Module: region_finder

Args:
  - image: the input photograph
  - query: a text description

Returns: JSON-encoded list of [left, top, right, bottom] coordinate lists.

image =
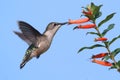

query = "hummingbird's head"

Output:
[[44, 22, 67, 39]]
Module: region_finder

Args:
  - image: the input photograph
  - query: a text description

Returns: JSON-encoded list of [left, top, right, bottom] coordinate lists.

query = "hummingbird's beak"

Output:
[[56, 22, 68, 25]]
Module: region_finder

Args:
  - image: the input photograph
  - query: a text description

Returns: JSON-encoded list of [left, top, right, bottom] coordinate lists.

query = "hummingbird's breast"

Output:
[[38, 40, 50, 53], [31, 36, 51, 57]]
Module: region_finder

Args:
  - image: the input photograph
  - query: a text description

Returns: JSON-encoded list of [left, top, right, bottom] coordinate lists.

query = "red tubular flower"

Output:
[[92, 59, 112, 66], [95, 37, 107, 41], [73, 24, 96, 30], [68, 18, 90, 24], [92, 53, 108, 59]]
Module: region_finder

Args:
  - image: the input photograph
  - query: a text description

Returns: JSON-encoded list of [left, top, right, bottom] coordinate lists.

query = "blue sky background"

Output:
[[0, 0, 120, 80]]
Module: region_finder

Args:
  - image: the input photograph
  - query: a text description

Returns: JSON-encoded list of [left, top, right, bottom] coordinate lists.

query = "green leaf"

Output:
[[98, 13, 116, 27], [102, 55, 110, 61], [90, 2, 96, 11], [111, 48, 120, 57], [93, 5, 102, 19], [78, 44, 105, 53], [95, 12, 102, 19], [86, 32, 99, 36], [102, 24, 115, 36], [109, 35, 120, 45], [90, 3, 102, 21], [90, 3, 102, 14]]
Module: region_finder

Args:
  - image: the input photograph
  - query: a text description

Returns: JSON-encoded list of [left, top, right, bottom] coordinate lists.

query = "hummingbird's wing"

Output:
[[18, 21, 42, 45], [14, 31, 32, 45]]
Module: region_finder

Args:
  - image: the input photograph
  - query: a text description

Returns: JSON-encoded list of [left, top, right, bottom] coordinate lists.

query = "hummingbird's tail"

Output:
[[20, 55, 30, 69], [20, 44, 37, 69], [20, 61, 27, 69], [20, 55, 32, 69]]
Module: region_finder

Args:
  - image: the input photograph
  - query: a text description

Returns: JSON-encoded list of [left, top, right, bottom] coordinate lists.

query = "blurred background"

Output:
[[0, 0, 120, 80]]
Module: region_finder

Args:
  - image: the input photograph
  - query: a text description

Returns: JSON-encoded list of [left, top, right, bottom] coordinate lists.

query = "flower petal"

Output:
[[68, 18, 90, 24]]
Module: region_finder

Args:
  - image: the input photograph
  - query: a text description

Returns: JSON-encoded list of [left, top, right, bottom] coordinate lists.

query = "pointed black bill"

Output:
[[56, 22, 68, 25]]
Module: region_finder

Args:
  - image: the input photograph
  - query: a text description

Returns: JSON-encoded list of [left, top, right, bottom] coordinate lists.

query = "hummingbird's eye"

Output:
[[53, 23, 57, 26]]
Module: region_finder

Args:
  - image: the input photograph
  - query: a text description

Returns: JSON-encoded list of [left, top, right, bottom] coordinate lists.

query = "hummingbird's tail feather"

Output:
[[20, 55, 32, 69], [20, 61, 27, 69], [20, 56, 30, 69], [20, 51, 32, 69]]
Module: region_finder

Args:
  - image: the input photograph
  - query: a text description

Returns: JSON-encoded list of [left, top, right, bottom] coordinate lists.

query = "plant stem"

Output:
[[94, 25, 117, 65]]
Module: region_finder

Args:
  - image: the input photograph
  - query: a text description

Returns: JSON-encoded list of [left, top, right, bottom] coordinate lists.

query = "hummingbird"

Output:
[[14, 21, 67, 69]]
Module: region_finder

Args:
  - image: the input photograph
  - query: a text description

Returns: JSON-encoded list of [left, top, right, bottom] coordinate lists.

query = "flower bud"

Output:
[[95, 37, 107, 41], [92, 53, 108, 59]]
